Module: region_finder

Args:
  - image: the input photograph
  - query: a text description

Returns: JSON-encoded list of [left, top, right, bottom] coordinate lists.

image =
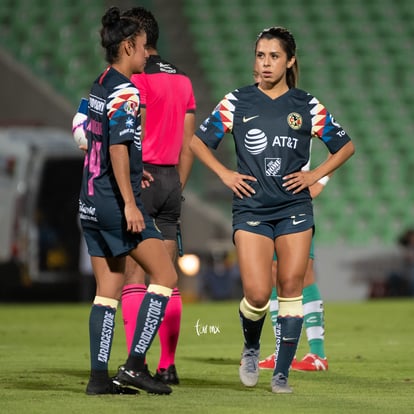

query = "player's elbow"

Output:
[[346, 141, 356, 157], [189, 135, 204, 154]]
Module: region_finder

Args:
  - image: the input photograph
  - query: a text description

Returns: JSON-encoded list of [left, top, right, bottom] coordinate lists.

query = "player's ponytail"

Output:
[[100, 6, 144, 64]]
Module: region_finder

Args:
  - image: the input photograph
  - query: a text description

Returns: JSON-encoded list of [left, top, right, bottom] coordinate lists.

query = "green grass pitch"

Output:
[[0, 299, 413, 413]]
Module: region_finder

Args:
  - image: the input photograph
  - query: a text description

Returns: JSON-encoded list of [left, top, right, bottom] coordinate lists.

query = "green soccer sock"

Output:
[[302, 283, 326, 358], [269, 286, 278, 336]]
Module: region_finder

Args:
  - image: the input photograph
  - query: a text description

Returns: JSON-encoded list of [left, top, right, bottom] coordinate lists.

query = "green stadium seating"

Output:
[[0, 0, 105, 105], [1, 0, 413, 247], [183, 0, 414, 246]]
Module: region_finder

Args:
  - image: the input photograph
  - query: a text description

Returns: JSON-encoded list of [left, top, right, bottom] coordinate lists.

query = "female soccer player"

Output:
[[79, 6, 176, 395], [252, 70, 330, 372], [190, 26, 355, 393]]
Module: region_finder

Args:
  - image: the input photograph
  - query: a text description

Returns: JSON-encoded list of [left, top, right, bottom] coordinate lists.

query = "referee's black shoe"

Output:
[[117, 365, 172, 395], [154, 364, 180, 385]]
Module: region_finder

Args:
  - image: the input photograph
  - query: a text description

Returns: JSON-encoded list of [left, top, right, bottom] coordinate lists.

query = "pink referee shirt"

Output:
[[131, 55, 196, 165]]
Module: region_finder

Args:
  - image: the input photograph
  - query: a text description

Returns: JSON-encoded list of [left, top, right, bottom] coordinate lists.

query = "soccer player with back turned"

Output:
[[79, 6, 177, 396]]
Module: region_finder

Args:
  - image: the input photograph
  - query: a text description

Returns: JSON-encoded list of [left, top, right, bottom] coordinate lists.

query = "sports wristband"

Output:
[[318, 176, 330, 186]]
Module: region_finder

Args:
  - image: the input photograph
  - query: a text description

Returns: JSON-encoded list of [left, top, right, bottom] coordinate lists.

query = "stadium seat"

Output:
[[0, 0, 104, 105]]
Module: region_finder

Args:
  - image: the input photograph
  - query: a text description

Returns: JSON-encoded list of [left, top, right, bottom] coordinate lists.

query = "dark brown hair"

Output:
[[100, 6, 145, 64], [255, 26, 299, 88]]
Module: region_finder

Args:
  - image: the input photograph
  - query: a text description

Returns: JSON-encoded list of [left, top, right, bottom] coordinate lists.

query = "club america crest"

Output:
[[287, 112, 302, 130]]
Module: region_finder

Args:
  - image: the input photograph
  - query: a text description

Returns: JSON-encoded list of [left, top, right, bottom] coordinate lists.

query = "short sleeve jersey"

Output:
[[195, 86, 351, 225], [131, 55, 196, 165], [79, 67, 147, 229]]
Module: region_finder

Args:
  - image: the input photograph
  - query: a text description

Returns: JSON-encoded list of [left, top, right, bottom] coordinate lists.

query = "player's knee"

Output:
[[151, 268, 178, 290], [277, 279, 303, 298], [243, 287, 272, 307]]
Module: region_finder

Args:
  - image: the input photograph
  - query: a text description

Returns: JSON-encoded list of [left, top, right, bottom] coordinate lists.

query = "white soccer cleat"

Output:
[[239, 346, 260, 387]]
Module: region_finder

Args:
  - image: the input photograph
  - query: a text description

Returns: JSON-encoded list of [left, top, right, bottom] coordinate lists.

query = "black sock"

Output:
[[239, 309, 266, 349]]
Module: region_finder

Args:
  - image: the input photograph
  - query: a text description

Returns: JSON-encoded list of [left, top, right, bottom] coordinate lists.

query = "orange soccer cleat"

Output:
[[258, 353, 300, 370], [290, 353, 328, 371]]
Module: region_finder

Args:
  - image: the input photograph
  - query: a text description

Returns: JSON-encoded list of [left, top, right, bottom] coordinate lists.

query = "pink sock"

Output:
[[157, 287, 182, 370], [121, 284, 146, 353]]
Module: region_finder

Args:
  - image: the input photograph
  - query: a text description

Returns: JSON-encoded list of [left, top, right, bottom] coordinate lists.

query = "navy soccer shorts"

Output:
[[233, 213, 314, 242], [82, 217, 163, 257]]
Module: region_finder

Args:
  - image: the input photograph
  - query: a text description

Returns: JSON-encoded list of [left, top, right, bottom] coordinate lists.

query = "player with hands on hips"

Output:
[[249, 65, 332, 371], [190, 26, 354, 393]]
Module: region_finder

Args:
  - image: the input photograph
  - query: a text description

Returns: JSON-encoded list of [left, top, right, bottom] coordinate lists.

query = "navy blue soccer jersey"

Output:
[[79, 67, 148, 230], [195, 86, 351, 225]]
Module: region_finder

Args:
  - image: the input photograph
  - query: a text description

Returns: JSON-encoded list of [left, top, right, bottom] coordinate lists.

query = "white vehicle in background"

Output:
[[0, 127, 84, 299]]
